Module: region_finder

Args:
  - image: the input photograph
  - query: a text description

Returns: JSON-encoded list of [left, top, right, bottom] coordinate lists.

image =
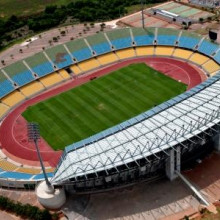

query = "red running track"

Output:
[[0, 57, 204, 167]]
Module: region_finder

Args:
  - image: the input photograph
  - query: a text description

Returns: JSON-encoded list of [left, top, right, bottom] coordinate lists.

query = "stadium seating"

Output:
[[97, 52, 118, 65], [45, 167, 55, 173], [178, 32, 201, 49], [86, 33, 111, 55], [39, 73, 63, 88], [0, 171, 33, 180], [107, 28, 132, 49], [202, 60, 220, 75], [116, 48, 136, 59], [133, 28, 155, 46], [198, 40, 219, 56], [73, 48, 92, 62], [157, 28, 178, 45], [70, 65, 82, 75], [136, 46, 155, 56], [1, 91, 25, 107], [65, 39, 92, 62], [33, 172, 54, 180], [58, 69, 71, 79], [16, 167, 41, 175], [189, 53, 210, 65], [213, 50, 220, 63], [20, 81, 44, 97], [0, 160, 17, 171], [0, 103, 9, 118], [25, 52, 54, 77], [3, 61, 34, 87], [0, 71, 15, 98], [46, 44, 73, 69], [78, 58, 100, 72], [155, 46, 174, 56], [172, 48, 193, 60]]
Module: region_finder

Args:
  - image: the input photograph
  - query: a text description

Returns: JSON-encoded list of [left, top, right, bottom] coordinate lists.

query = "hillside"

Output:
[[0, 0, 72, 18]]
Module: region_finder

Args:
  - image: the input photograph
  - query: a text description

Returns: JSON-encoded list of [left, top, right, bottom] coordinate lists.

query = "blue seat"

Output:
[[54, 54, 73, 69], [198, 41, 219, 56], [134, 35, 154, 46], [33, 172, 54, 180], [12, 70, 34, 86], [91, 42, 111, 55], [32, 62, 54, 77], [0, 80, 14, 98], [0, 172, 33, 180], [213, 51, 220, 63], [157, 35, 177, 45], [72, 48, 92, 62], [178, 37, 200, 49], [111, 38, 132, 49]]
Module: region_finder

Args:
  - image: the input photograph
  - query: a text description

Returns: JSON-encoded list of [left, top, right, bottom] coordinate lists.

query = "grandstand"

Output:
[[0, 27, 219, 193]]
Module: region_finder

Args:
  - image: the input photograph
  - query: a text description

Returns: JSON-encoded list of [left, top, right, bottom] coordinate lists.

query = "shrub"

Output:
[[0, 195, 54, 220]]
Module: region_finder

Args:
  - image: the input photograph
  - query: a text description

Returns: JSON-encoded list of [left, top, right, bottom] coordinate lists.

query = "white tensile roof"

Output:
[[52, 74, 220, 184]]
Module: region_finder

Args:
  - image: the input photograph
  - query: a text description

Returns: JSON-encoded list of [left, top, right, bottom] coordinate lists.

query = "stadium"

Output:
[[0, 25, 220, 210]]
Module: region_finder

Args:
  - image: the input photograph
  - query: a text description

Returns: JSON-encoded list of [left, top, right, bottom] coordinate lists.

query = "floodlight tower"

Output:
[[141, 0, 145, 28], [27, 122, 54, 193]]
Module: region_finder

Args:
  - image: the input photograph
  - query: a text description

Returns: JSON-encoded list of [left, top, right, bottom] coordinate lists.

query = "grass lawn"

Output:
[[0, 0, 73, 18], [22, 63, 187, 150]]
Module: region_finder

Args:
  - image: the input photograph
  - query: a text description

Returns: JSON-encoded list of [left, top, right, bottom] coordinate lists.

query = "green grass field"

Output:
[[0, 0, 72, 18], [22, 63, 187, 150]]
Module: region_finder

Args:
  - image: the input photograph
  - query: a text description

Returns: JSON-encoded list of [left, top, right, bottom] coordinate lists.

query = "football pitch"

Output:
[[22, 63, 187, 150]]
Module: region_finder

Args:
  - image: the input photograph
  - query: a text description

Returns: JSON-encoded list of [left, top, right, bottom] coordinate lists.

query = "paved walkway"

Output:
[[0, 23, 113, 68], [0, 211, 20, 220], [62, 151, 220, 219], [62, 178, 200, 220]]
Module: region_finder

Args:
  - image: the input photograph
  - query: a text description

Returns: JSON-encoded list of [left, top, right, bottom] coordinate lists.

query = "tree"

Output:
[[60, 30, 66, 36], [45, 5, 57, 14], [100, 23, 106, 28], [48, 40, 53, 46], [199, 17, 204, 23], [53, 37, 58, 42]]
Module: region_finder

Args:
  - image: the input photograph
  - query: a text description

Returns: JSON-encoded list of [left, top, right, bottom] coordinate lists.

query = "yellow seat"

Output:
[[16, 167, 41, 174], [173, 48, 193, 60], [116, 48, 136, 59], [20, 81, 44, 97], [136, 46, 154, 56], [58, 69, 71, 79], [78, 58, 100, 72], [0, 103, 9, 118], [0, 160, 17, 171], [189, 53, 209, 65], [97, 53, 118, 65], [45, 167, 55, 173], [1, 91, 25, 107], [39, 73, 63, 88], [155, 46, 174, 56], [202, 60, 220, 75], [70, 65, 82, 75]]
